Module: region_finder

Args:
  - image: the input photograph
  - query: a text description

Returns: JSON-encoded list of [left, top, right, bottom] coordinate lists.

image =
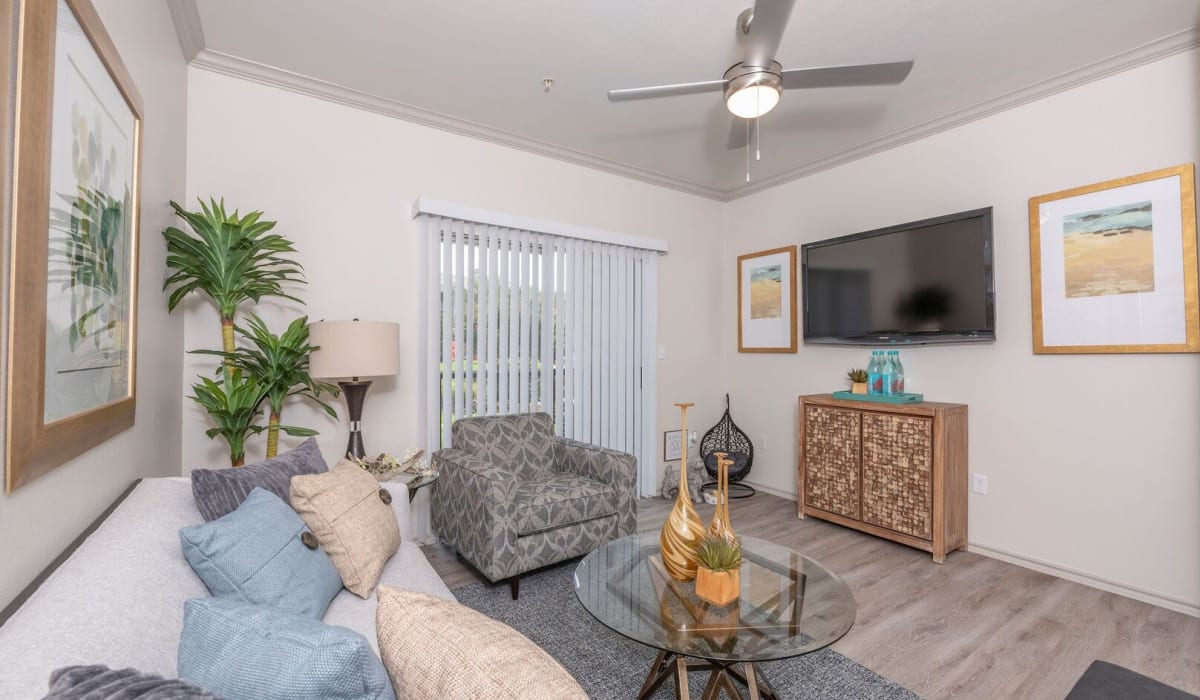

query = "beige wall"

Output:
[[181, 69, 726, 488], [0, 1, 187, 609], [721, 49, 1200, 613]]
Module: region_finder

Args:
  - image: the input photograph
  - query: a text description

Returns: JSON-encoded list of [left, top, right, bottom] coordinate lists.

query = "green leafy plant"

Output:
[[194, 315, 339, 458], [188, 369, 267, 467], [695, 535, 743, 572], [846, 368, 869, 383], [162, 198, 305, 355]]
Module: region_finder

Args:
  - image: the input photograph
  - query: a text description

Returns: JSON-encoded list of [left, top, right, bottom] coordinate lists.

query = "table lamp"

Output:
[[308, 320, 399, 459]]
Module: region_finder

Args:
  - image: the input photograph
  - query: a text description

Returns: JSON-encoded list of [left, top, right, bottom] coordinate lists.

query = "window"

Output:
[[417, 204, 663, 496]]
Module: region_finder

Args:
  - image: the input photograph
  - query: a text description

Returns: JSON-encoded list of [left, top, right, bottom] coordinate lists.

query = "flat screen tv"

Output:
[[801, 207, 995, 345]]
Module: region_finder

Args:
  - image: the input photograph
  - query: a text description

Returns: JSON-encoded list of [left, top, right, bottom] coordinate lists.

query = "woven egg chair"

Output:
[[699, 394, 756, 499]]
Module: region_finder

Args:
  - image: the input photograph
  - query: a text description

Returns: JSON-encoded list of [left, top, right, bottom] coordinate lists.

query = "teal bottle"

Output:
[[890, 350, 906, 395], [867, 351, 882, 395], [881, 350, 895, 396]]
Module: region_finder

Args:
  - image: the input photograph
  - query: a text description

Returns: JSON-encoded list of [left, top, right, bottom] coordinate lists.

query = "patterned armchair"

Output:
[[431, 413, 637, 599]]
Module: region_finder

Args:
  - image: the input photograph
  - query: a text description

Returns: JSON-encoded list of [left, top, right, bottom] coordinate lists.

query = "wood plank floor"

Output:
[[421, 492, 1200, 699]]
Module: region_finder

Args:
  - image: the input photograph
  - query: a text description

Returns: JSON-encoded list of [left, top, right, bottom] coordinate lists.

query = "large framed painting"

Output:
[[1029, 164, 1198, 354], [737, 245, 797, 353], [5, 0, 143, 492]]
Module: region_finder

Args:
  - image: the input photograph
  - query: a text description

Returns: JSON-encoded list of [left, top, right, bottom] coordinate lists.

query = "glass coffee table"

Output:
[[574, 532, 855, 700]]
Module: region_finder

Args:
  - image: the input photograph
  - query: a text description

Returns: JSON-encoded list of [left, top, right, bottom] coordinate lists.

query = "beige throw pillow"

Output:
[[289, 459, 400, 598], [376, 587, 587, 699]]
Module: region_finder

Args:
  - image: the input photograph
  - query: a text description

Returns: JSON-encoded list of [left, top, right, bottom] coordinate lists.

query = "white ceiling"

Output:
[[178, 1, 1200, 199]]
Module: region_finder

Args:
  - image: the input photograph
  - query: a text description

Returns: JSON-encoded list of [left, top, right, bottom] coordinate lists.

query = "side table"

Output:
[[388, 470, 440, 502]]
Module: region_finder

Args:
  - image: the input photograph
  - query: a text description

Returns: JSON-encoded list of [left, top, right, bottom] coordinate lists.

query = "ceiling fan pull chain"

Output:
[[745, 120, 751, 182], [755, 118, 761, 162]]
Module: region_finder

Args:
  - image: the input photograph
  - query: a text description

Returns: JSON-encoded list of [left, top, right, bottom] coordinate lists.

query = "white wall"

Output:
[[721, 49, 1200, 613], [182, 70, 726, 493], [181, 46, 1199, 613], [0, 2, 187, 609]]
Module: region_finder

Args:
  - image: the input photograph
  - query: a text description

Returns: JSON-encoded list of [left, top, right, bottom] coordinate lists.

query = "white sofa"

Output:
[[0, 476, 454, 699]]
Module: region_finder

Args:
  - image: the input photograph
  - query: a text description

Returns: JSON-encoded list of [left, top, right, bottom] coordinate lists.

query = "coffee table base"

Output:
[[638, 650, 778, 700]]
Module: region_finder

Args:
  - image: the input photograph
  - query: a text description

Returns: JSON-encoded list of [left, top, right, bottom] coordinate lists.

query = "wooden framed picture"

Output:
[[5, 0, 143, 492], [663, 430, 682, 462], [737, 245, 797, 353], [1029, 164, 1198, 354]]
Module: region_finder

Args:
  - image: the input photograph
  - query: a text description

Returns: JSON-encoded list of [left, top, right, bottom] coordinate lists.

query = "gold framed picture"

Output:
[[737, 245, 797, 353], [1029, 164, 1198, 354], [5, 0, 143, 492]]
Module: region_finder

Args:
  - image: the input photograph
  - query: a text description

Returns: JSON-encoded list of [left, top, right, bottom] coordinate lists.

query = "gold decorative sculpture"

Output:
[[660, 402, 704, 581], [707, 451, 736, 542]]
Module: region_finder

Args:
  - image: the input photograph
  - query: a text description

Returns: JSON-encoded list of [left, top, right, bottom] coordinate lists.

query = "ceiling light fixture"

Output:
[[723, 62, 782, 119]]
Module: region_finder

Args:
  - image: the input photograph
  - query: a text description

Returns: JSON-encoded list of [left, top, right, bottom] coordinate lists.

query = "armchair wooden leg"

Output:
[[509, 576, 519, 600]]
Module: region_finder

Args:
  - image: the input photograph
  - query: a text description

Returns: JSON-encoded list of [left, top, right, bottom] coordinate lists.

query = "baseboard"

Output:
[[967, 542, 1199, 618], [737, 480, 797, 501]]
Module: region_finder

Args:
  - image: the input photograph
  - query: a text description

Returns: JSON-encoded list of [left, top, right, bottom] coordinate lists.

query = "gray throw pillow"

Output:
[[44, 665, 220, 699], [190, 438, 327, 521]]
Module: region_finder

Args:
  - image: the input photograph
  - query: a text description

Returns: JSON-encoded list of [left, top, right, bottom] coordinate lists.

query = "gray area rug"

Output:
[[454, 561, 921, 699]]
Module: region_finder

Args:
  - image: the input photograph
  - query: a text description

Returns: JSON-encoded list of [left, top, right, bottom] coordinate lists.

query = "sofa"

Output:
[[431, 412, 637, 597], [0, 476, 452, 699]]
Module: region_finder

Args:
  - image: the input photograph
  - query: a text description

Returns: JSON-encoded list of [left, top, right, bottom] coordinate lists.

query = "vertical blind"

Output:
[[419, 214, 660, 496]]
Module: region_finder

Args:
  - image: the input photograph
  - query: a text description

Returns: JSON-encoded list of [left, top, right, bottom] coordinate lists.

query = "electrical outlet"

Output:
[[759, 435, 767, 453], [688, 430, 697, 445], [971, 473, 988, 495]]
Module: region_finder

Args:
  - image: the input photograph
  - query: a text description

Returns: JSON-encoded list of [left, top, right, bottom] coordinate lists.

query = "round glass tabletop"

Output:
[[573, 531, 856, 663]]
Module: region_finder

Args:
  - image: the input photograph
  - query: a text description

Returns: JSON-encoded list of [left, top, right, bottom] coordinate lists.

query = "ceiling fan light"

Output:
[[726, 84, 780, 119]]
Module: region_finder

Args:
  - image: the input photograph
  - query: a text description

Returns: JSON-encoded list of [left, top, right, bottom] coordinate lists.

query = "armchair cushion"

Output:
[[513, 475, 616, 536], [450, 413, 555, 480]]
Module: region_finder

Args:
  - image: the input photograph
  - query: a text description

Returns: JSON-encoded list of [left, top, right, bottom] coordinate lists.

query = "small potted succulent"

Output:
[[847, 368, 869, 394], [694, 535, 742, 607]]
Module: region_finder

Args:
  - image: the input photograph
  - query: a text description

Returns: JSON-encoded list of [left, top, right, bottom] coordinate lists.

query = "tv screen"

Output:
[[801, 207, 995, 345]]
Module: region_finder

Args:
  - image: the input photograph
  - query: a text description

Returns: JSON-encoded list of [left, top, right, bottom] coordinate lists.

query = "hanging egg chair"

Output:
[[699, 394, 756, 499]]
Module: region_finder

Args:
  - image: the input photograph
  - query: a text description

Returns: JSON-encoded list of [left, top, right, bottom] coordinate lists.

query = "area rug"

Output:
[[454, 561, 921, 699]]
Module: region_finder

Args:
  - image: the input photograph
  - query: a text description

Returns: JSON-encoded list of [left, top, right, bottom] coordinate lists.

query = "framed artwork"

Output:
[[663, 430, 682, 462], [5, 0, 143, 492], [1029, 164, 1198, 354], [737, 245, 797, 353]]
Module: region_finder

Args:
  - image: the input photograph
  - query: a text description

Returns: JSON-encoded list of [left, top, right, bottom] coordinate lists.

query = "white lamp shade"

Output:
[[308, 320, 400, 379]]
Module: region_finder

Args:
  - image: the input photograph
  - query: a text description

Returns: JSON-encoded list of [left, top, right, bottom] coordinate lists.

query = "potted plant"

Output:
[[847, 368, 869, 394], [694, 535, 742, 607], [163, 199, 305, 356], [188, 369, 267, 467], [194, 315, 338, 458]]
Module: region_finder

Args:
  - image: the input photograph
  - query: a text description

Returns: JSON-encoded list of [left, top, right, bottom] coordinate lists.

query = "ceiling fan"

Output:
[[606, 0, 914, 132]]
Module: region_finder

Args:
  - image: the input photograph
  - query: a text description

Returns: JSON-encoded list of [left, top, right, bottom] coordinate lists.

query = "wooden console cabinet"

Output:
[[797, 394, 968, 563]]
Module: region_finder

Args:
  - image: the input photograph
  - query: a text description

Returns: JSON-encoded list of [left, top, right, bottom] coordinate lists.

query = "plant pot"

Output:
[[851, 382, 868, 394], [695, 566, 740, 607]]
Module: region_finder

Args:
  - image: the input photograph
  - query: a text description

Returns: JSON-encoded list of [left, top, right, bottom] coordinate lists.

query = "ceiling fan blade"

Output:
[[781, 61, 914, 90], [742, 0, 797, 68], [607, 79, 727, 102]]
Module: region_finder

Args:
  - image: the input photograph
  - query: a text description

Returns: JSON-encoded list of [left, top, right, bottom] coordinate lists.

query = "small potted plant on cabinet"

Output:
[[847, 368, 869, 394], [694, 535, 742, 607]]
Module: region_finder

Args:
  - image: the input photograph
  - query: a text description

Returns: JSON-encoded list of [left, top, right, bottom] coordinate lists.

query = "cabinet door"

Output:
[[803, 405, 861, 519], [861, 412, 933, 539]]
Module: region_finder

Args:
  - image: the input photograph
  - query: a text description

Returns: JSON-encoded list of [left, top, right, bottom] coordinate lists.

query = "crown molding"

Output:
[[187, 49, 728, 201], [166, 0, 204, 62], [725, 26, 1200, 199], [171, 6, 1198, 203]]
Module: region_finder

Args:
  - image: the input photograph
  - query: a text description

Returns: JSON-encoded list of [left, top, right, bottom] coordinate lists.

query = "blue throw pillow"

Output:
[[178, 598, 395, 700], [179, 488, 343, 619]]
